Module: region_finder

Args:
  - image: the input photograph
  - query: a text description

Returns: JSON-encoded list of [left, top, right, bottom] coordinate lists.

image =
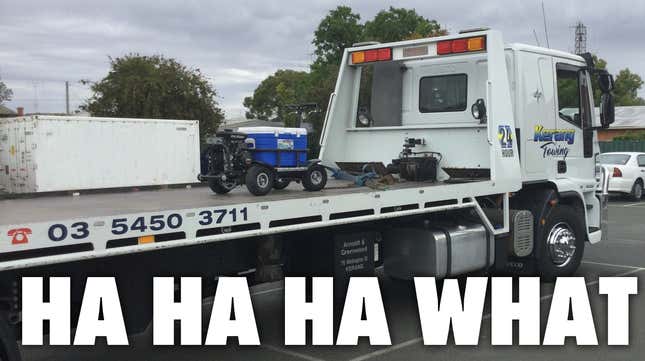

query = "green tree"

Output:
[[363, 7, 446, 43], [83, 54, 224, 145], [613, 68, 645, 106], [590, 55, 607, 104], [312, 6, 363, 67], [243, 69, 310, 124], [0, 77, 12, 104]]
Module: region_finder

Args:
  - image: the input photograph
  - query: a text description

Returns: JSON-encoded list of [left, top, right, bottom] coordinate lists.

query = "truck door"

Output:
[[521, 53, 556, 178], [553, 63, 594, 181]]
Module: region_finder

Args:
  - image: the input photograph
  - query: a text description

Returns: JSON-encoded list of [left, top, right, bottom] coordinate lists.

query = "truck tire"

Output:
[[245, 165, 275, 196], [273, 179, 291, 190], [629, 180, 643, 201], [208, 179, 237, 194], [537, 204, 585, 281], [302, 164, 327, 192], [0, 313, 21, 361]]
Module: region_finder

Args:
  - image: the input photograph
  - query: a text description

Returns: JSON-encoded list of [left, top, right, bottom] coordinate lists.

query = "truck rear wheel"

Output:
[[208, 179, 237, 194], [245, 165, 275, 196], [537, 205, 585, 280], [0, 313, 21, 361]]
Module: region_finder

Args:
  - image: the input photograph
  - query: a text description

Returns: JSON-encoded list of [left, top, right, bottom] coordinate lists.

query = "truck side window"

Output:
[[419, 74, 468, 113], [555, 65, 590, 129]]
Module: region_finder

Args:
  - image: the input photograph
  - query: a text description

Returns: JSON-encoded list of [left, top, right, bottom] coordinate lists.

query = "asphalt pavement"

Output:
[[22, 198, 645, 361]]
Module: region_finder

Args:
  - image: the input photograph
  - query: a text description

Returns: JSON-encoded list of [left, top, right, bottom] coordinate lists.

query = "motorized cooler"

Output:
[[238, 126, 307, 167]]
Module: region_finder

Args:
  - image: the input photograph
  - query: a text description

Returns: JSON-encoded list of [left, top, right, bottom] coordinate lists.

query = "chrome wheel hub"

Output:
[[635, 184, 642, 199], [547, 222, 577, 267]]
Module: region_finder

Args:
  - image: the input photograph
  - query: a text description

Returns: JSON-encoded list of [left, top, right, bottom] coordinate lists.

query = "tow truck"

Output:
[[0, 29, 614, 360]]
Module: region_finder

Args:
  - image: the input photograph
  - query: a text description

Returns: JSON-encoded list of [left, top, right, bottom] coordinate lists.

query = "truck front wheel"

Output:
[[537, 205, 585, 280], [0, 312, 21, 361]]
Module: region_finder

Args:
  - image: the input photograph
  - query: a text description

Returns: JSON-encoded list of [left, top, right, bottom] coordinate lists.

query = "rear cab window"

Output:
[[419, 74, 468, 113]]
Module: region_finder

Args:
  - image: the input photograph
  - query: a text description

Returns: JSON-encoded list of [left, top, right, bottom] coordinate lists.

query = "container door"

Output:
[[8, 120, 20, 193], [14, 121, 29, 193], [22, 120, 36, 192], [0, 122, 9, 191]]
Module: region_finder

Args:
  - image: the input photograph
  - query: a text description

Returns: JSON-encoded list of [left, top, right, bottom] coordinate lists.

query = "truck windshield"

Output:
[[599, 154, 631, 165]]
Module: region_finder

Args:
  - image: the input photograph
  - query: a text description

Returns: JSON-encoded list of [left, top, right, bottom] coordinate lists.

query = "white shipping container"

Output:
[[0, 116, 200, 193]]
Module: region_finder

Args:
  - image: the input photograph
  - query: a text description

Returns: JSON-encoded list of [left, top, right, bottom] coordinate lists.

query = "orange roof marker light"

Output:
[[351, 47, 392, 65], [437, 36, 487, 55]]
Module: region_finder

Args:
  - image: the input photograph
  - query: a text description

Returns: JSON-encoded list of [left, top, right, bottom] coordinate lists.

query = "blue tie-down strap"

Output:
[[331, 168, 379, 186]]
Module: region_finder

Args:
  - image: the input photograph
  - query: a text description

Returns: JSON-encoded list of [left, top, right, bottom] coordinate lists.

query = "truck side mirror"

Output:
[[598, 72, 614, 93], [600, 92, 615, 128]]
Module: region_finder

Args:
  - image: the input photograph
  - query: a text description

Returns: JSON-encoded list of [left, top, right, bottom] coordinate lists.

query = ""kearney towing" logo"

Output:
[[533, 125, 575, 159]]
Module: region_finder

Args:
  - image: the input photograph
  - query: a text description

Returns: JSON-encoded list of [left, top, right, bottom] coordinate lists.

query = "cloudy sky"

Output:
[[1, 0, 644, 118]]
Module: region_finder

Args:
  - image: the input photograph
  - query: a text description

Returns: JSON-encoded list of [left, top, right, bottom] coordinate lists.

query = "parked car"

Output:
[[599, 152, 645, 200]]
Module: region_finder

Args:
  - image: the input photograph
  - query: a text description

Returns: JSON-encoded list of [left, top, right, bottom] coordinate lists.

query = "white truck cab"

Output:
[[320, 29, 615, 279]]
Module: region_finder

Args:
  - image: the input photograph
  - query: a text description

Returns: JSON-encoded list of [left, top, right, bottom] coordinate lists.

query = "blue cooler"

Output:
[[238, 127, 308, 167]]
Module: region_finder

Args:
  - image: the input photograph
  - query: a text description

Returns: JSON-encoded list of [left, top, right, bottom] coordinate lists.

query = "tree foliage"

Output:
[[613, 68, 645, 106], [613, 130, 645, 141], [83, 54, 224, 145], [243, 69, 310, 124], [0, 77, 12, 104], [363, 7, 446, 43], [312, 6, 363, 67]]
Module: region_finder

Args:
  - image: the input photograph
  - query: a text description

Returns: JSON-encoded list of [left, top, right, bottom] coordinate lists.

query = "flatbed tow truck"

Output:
[[0, 29, 615, 359]]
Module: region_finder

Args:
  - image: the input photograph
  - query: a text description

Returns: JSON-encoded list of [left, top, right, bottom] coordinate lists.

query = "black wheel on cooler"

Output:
[[208, 179, 237, 194], [302, 164, 327, 192], [0, 312, 21, 361], [273, 178, 291, 190], [537, 204, 585, 281], [245, 165, 275, 196]]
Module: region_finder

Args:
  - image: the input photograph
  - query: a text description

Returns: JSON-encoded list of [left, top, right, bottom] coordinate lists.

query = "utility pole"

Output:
[[65, 81, 70, 114]]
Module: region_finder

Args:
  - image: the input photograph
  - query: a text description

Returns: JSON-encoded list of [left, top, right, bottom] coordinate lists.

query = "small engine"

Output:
[[389, 137, 441, 182], [203, 129, 253, 182]]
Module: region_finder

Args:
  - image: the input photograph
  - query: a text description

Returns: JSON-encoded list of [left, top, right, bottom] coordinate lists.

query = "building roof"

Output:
[[595, 106, 645, 130], [0, 104, 16, 116]]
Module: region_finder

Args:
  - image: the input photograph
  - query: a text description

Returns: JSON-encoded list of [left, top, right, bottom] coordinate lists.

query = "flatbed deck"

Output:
[[0, 180, 366, 225], [0, 178, 498, 271]]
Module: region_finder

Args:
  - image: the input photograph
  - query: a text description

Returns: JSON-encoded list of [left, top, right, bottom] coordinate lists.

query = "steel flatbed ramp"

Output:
[[0, 178, 494, 271]]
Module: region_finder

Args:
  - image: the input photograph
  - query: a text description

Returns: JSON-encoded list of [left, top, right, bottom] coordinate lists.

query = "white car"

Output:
[[599, 152, 645, 200]]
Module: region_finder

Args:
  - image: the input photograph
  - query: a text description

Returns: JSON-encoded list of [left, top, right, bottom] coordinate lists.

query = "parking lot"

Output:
[[23, 199, 645, 361]]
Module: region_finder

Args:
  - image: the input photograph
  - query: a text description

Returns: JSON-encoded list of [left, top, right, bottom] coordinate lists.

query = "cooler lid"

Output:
[[238, 126, 307, 136]]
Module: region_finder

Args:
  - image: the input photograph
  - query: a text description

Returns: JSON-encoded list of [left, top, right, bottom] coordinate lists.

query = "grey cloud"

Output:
[[1, 0, 644, 116]]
